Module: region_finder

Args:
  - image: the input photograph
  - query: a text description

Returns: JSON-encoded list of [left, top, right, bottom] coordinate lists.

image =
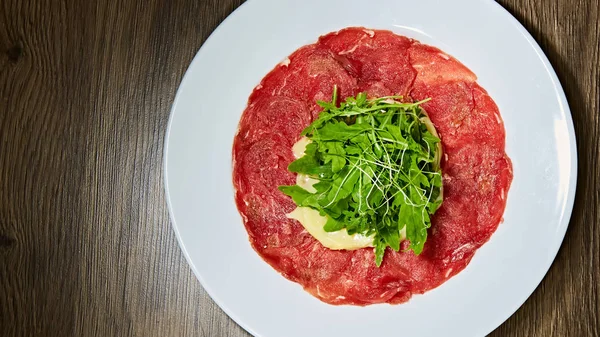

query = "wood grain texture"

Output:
[[0, 0, 597, 336]]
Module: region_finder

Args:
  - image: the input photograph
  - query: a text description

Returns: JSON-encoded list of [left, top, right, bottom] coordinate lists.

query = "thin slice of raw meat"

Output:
[[319, 27, 416, 97], [249, 45, 358, 117]]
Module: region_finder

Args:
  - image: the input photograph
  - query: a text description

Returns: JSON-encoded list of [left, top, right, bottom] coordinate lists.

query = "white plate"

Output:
[[164, 0, 577, 336]]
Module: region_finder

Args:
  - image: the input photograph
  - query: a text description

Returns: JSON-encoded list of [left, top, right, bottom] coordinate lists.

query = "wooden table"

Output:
[[1, 0, 598, 336]]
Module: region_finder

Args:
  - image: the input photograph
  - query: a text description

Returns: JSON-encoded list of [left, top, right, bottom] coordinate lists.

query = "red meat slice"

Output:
[[409, 43, 477, 85], [425, 143, 511, 263], [233, 134, 303, 249], [411, 81, 505, 150], [250, 44, 358, 118], [319, 27, 416, 97], [237, 95, 311, 144], [232, 27, 513, 305]]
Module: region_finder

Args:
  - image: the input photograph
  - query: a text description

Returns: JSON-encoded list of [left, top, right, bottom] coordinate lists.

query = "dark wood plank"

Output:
[[0, 0, 247, 336], [0, 0, 597, 336]]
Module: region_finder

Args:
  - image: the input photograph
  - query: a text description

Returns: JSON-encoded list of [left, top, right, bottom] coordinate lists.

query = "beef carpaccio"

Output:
[[232, 27, 512, 305]]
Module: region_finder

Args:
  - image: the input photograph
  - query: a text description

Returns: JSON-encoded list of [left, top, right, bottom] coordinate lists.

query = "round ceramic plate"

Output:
[[164, 0, 577, 336]]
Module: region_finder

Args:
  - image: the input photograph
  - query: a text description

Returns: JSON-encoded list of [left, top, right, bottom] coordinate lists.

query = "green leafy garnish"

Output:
[[279, 86, 443, 266]]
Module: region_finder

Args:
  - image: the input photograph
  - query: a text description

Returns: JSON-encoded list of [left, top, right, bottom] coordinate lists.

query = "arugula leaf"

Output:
[[278, 185, 313, 205], [374, 237, 386, 267], [323, 217, 345, 232], [288, 158, 333, 179], [399, 201, 426, 254], [327, 166, 360, 203], [321, 141, 346, 173], [382, 223, 400, 252], [287, 155, 319, 174], [279, 87, 442, 267], [314, 121, 371, 141]]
